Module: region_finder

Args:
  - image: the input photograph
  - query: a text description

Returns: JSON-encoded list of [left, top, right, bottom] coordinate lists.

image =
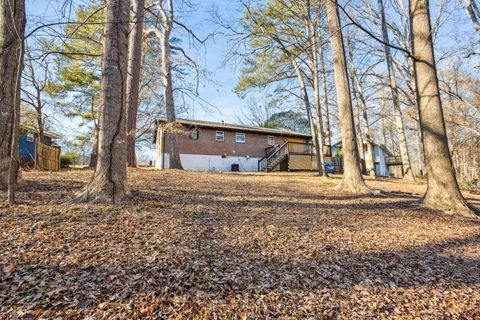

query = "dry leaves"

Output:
[[0, 169, 479, 319]]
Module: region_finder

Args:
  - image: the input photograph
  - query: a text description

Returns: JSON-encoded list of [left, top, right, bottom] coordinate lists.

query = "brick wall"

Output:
[[162, 126, 308, 158]]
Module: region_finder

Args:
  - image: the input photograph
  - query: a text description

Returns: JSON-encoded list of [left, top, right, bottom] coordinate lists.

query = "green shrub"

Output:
[[465, 178, 479, 188], [333, 149, 344, 158], [61, 152, 79, 167]]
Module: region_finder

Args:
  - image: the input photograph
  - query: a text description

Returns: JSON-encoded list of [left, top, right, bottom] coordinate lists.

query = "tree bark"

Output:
[[24, 57, 46, 145], [415, 119, 425, 176], [347, 50, 375, 177], [466, 0, 480, 33], [318, 39, 331, 147], [0, 0, 25, 204], [160, 0, 183, 170], [349, 69, 365, 166], [36, 108, 44, 145], [291, 58, 323, 175], [356, 79, 375, 177], [306, 0, 326, 176], [379, 0, 416, 181], [325, 0, 370, 194], [74, 0, 130, 203], [89, 127, 99, 168], [89, 96, 98, 168], [409, 0, 475, 216], [126, 0, 145, 168]]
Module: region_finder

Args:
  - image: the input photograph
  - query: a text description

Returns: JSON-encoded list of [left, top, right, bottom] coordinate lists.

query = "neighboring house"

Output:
[[330, 140, 397, 177], [154, 118, 330, 172], [20, 124, 61, 170]]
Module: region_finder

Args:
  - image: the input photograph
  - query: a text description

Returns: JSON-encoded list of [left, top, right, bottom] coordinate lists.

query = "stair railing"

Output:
[[266, 141, 289, 171], [258, 143, 281, 171]]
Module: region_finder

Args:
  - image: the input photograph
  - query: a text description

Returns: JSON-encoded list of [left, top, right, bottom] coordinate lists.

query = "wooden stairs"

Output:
[[258, 142, 289, 172]]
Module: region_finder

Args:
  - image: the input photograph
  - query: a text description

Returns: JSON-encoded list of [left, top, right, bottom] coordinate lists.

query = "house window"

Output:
[[235, 133, 245, 143], [189, 128, 199, 140], [26, 133, 34, 142], [267, 136, 275, 146], [215, 131, 224, 141]]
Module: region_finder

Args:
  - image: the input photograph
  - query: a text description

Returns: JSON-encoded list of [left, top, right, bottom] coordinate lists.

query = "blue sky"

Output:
[[24, 0, 480, 160], [26, 0, 249, 124], [25, 0, 480, 125]]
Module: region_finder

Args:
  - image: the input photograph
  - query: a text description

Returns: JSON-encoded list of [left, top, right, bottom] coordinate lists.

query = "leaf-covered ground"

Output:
[[1, 169, 480, 319]]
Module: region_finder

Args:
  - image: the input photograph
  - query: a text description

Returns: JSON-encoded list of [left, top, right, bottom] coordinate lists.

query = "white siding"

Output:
[[159, 153, 262, 172], [374, 146, 390, 177]]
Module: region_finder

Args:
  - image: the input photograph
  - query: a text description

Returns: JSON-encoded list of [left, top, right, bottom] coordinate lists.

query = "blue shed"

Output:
[[19, 124, 61, 167]]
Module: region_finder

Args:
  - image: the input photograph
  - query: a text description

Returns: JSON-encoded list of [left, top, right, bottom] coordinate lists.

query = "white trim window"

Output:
[[267, 136, 275, 146], [189, 128, 199, 140], [26, 132, 34, 142], [215, 131, 224, 141], [235, 132, 246, 143]]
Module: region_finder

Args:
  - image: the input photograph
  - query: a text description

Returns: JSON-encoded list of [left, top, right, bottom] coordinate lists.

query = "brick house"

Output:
[[154, 117, 326, 172]]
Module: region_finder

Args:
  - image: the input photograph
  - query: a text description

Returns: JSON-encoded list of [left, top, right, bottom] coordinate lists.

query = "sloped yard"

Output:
[[1, 169, 479, 319]]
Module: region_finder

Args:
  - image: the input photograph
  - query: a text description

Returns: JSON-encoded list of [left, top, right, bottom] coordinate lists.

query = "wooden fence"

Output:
[[36, 141, 61, 171]]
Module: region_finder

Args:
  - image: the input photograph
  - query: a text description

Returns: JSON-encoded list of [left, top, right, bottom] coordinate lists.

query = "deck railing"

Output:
[[288, 142, 314, 155], [258, 142, 332, 171], [385, 156, 402, 166]]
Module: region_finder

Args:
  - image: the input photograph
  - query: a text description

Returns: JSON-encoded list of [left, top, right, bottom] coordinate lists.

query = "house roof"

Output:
[[156, 117, 312, 138], [20, 124, 62, 139]]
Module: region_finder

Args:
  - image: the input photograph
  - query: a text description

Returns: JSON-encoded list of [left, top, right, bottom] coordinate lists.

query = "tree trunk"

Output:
[[74, 0, 130, 203], [89, 127, 99, 168], [126, 0, 145, 168], [349, 59, 375, 177], [292, 59, 323, 175], [415, 119, 425, 176], [36, 111, 44, 145], [410, 0, 475, 216], [357, 84, 376, 177], [379, 0, 416, 181], [89, 96, 98, 168], [466, 0, 480, 33], [306, 1, 326, 176], [325, 0, 370, 194], [318, 25, 331, 147], [0, 0, 25, 204], [349, 72, 365, 166], [161, 16, 183, 170]]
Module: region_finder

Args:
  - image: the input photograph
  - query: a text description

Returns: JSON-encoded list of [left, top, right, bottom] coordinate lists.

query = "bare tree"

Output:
[[325, 0, 370, 194], [0, 0, 26, 204], [234, 0, 327, 176], [21, 52, 49, 144], [345, 34, 375, 176], [160, 1, 183, 169], [466, 0, 480, 33], [74, 0, 130, 203], [410, 0, 475, 216], [126, 0, 145, 167], [378, 0, 415, 180], [305, 0, 327, 176], [318, 31, 332, 147], [290, 56, 324, 175]]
